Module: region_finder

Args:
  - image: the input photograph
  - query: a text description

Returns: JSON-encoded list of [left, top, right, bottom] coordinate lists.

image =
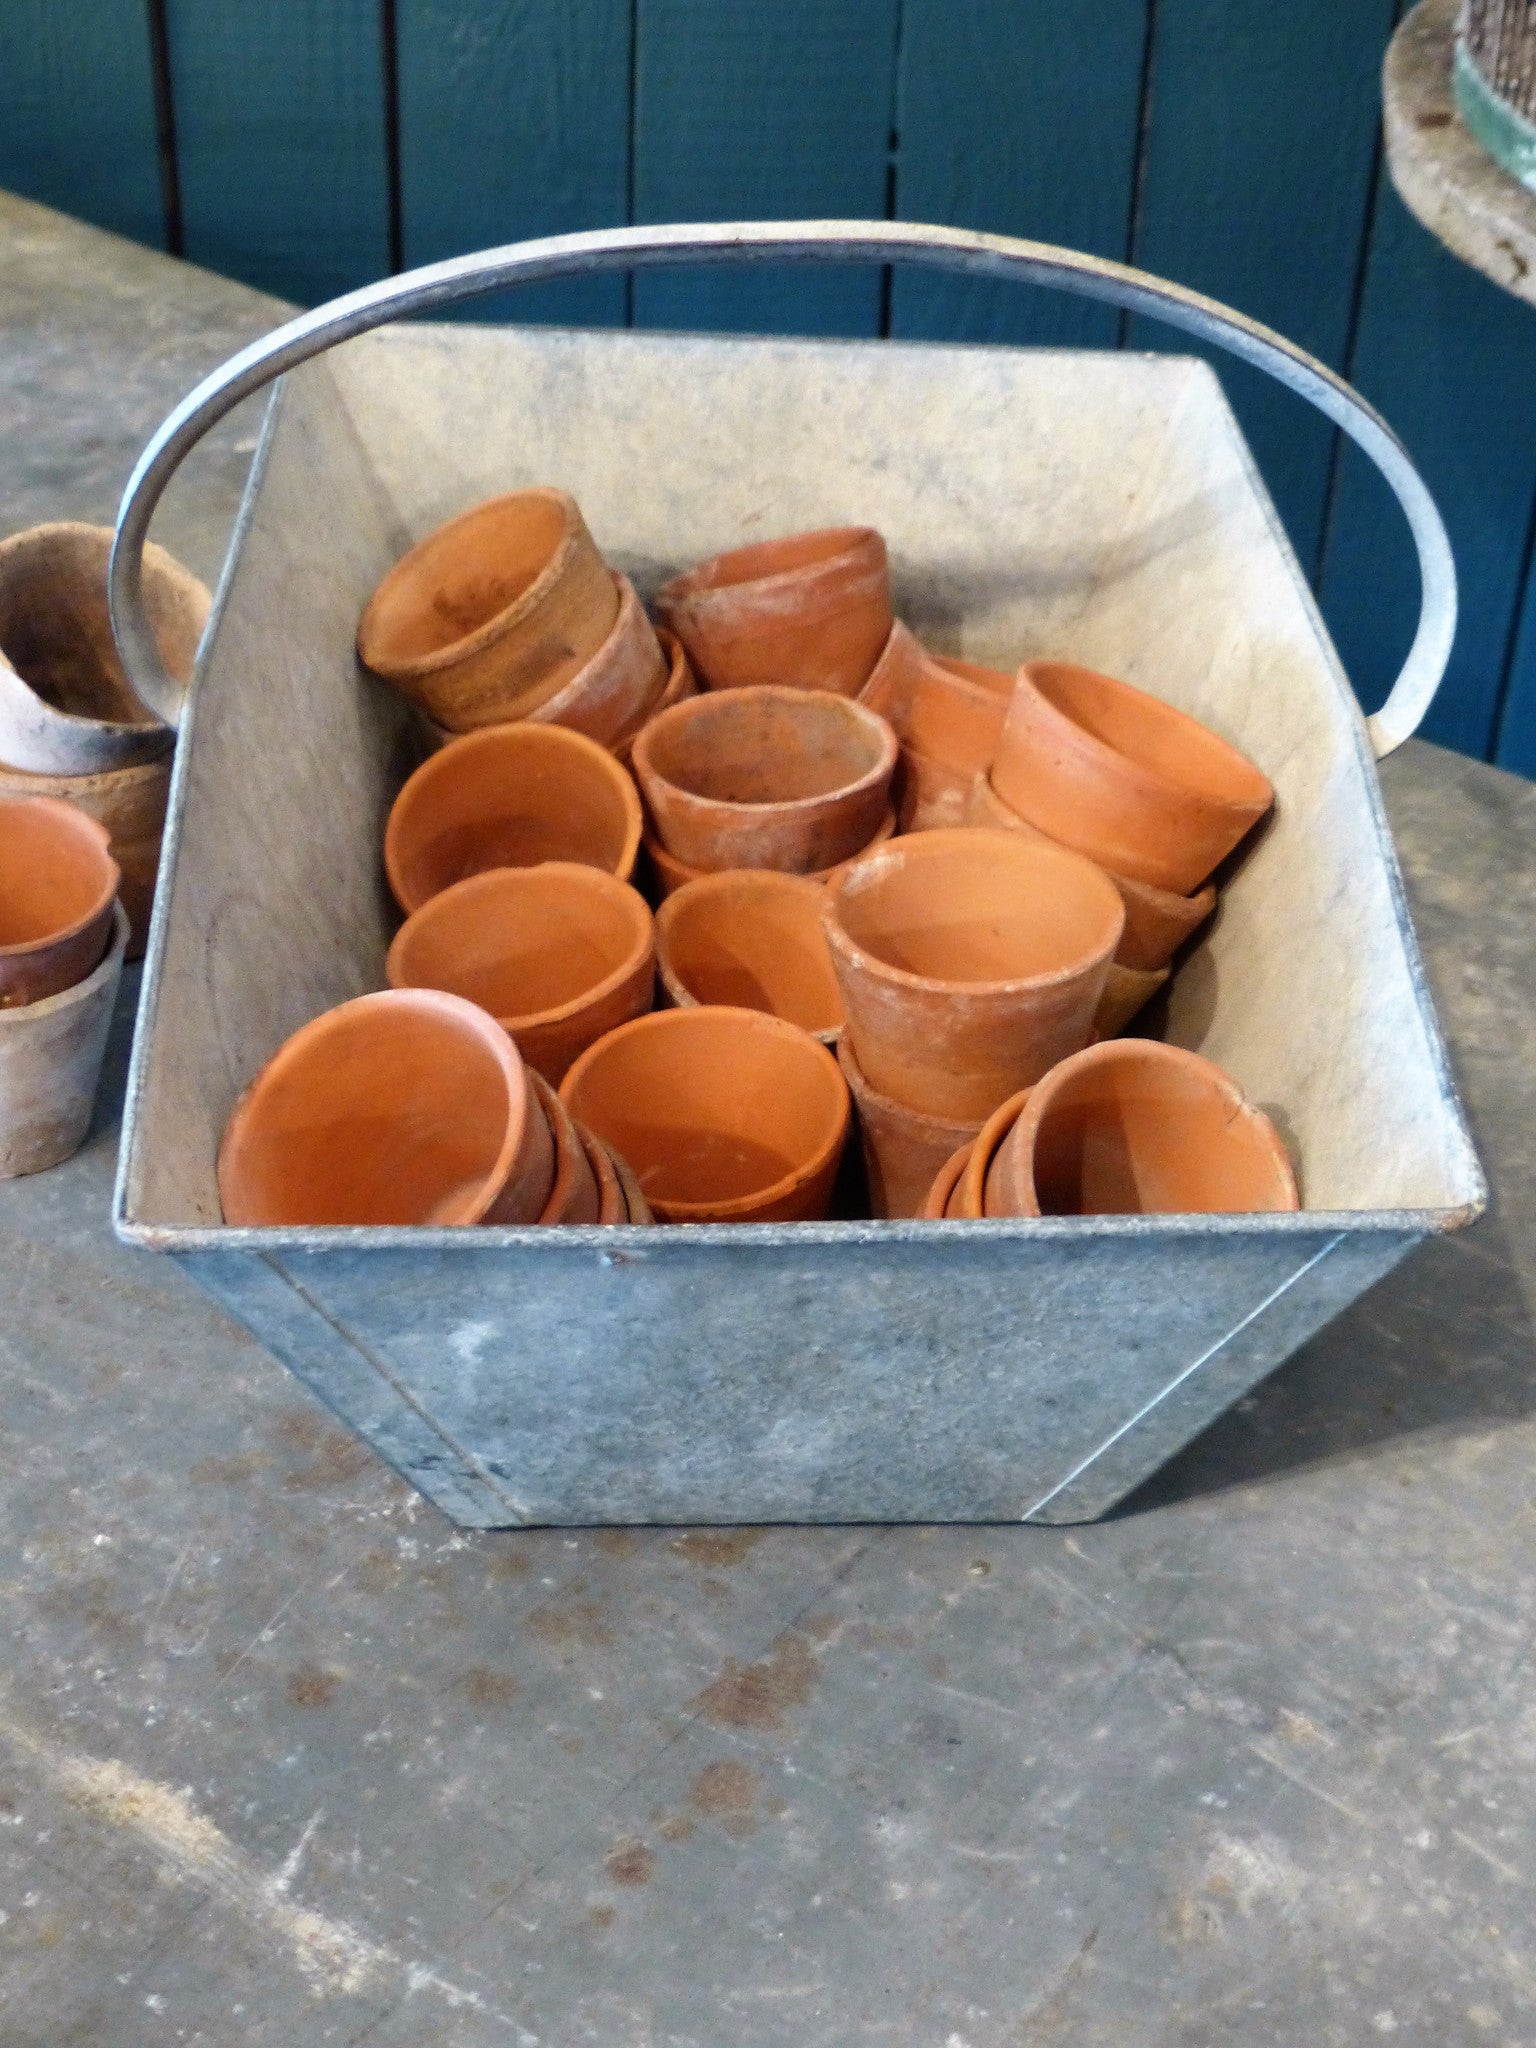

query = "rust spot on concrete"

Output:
[[352, 1546, 400, 1595], [694, 1632, 818, 1732], [604, 1838, 655, 1886], [459, 1667, 519, 1710], [287, 1662, 339, 1709], [670, 1529, 766, 1568], [698, 1576, 734, 1607], [925, 1652, 951, 1681], [801, 1610, 839, 1643], [188, 1452, 270, 1486], [274, 1411, 374, 1491], [559, 1734, 585, 1758], [656, 1813, 695, 1844], [487, 1546, 532, 1580], [595, 1529, 640, 1558], [39, 1574, 136, 1646], [689, 1759, 758, 1817], [526, 1598, 615, 1650], [587, 1903, 616, 1930]]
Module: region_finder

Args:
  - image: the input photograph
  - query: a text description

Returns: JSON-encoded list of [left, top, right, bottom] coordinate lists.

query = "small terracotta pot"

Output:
[[357, 489, 620, 732], [386, 862, 654, 1084], [1094, 961, 1170, 1039], [560, 1005, 850, 1225], [837, 1033, 984, 1219], [991, 662, 1273, 895], [643, 806, 895, 900], [955, 1088, 1033, 1219], [614, 625, 697, 762], [0, 524, 207, 772], [0, 899, 129, 1178], [920, 1141, 975, 1220], [0, 796, 120, 1008], [822, 828, 1125, 1121], [385, 722, 643, 913], [609, 1143, 655, 1224], [967, 773, 1216, 972], [861, 622, 1013, 830], [653, 526, 891, 697], [984, 1040, 1300, 1218], [655, 870, 842, 1043], [217, 988, 555, 1227], [578, 1124, 629, 1224], [522, 574, 667, 749], [632, 685, 897, 875], [0, 755, 169, 961], [529, 1071, 603, 1225]]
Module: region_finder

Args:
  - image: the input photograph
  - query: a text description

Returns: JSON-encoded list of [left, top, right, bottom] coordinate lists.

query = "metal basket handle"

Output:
[[111, 219, 1453, 757]]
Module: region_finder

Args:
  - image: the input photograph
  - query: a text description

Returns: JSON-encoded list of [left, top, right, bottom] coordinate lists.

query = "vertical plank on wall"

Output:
[[396, 0, 632, 328], [166, 0, 390, 305], [891, 0, 1147, 351], [1318, 183, 1536, 759], [1495, 543, 1536, 778], [631, 0, 899, 337], [0, 0, 163, 250], [1128, 0, 1396, 570]]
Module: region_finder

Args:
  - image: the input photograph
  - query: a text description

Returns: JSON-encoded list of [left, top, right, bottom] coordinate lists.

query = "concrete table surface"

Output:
[[2, 190, 1535, 2048]]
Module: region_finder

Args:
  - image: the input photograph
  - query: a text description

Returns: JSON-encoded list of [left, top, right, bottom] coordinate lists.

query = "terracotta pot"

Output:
[[356, 489, 620, 732], [522, 574, 667, 748], [968, 773, 1216, 972], [614, 625, 697, 762], [991, 662, 1273, 895], [643, 806, 895, 900], [0, 524, 207, 772], [609, 1142, 656, 1224], [984, 1040, 1300, 1218], [217, 988, 555, 1227], [653, 527, 891, 696], [0, 796, 120, 1008], [1094, 961, 1170, 1039], [560, 1005, 850, 1225], [578, 1124, 629, 1224], [385, 722, 643, 913], [0, 900, 128, 1178], [632, 685, 897, 875], [655, 870, 842, 1043], [822, 828, 1124, 1121], [955, 1088, 1033, 1219], [386, 862, 653, 1084], [919, 1141, 975, 1220], [861, 622, 1013, 831], [0, 755, 169, 961], [837, 1033, 984, 1219], [529, 1071, 601, 1224]]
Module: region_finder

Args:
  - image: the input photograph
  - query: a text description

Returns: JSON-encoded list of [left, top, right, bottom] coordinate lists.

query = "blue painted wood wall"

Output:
[[3, 0, 1534, 773]]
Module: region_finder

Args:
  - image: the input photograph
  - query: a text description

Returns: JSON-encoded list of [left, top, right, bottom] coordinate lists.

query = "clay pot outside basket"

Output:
[[560, 1005, 850, 1225], [529, 1072, 601, 1224], [860, 622, 1013, 831], [643, 807, 895, 899], [984, 1040, 1300, 1219], [653, 526, 891, 696], [0, 524, 207, 772], [356, 489, 619, 732], [217, 988, 555, 1227], [522, 574, 667, 748], [385, 722, 643, 913], [822, 828, 1125, 1121], [0, 754, 169, 961], [654, 870, 842, 1043], [968, 772, 1216, 972], [0, 899, 129, 1178], [632, 685, 897, 875], [837, 1033, 984, 1219], [386, 862, 654, 1085], [0, 796, 120, 1008], [991, 662, 1273, 895]]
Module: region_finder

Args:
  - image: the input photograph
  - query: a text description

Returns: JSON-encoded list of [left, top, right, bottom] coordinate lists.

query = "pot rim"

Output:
[[921, 1139, 976, 1219], [822, 827, 1126, 1000], [835, 1030, 984, 1142], [357, 487, 591, 680], [654, 868, 840, 1042], [558, 1002, 850, 1223], [385, 861, 655, 1034], [969, 771, 1220, 924], [0, 897, 129, 1024], [653, 525, 885, 613], [0, 796, 120, 962], [529, 1068, 599, 1224], [959, 1087, 1034, 1217], [643, 806, 896, 893], [632, 684, 898, 824], [574, 1119, 628, 1224]]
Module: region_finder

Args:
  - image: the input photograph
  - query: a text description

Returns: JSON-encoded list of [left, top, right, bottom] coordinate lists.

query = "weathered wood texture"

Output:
[[1, 0, 1534, 769]]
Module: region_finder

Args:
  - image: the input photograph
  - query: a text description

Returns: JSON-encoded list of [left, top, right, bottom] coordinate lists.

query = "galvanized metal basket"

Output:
[[109, 222, 1484, 1526]]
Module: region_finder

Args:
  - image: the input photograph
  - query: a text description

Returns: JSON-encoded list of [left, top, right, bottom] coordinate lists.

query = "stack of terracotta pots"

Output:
[[224, 496, 1298, 1231]]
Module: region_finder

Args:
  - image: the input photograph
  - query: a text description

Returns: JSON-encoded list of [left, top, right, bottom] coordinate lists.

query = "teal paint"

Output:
[[1128, 0, 1397, 570], [166, 0, 390, 304], [397, 0, 632, 328], [890, 0, 1146, 350], [0, 0, 163, 249], [631, 0, 899, 336]]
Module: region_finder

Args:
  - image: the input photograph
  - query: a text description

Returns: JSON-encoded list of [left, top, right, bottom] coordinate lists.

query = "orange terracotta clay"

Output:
[[920, 1141, 976, 1219], [955, 1088, 1033, 1219], [0, 755, 170, 961], [613, 625, 697, 762], [654, 870, 842, 1043], [385, 722, 643, 913], [837, 1033, 984, 1219], [0, 796, 120, 1007], [653, 527, 891, 697], [643, 807, 895, 899], [578, 1123, 630, 1224], [607, 1141, 656, 1224], [967, 772, 1216, 972], [992, 662, 1273, 895], [560, 1005, 850, 1225], [357, 489, 619, 732], [217, 988, 555, 1227], [522, 574, 667, 748], [529, 1071, 601, 1224], [385, 862, 654, 1084], [633, 685, 897, 875], [823, 828, 1124, 1121], [860, 622, 1013, 831], [985, 1039, 1300, 1218], [1094, 961, 1170, 1039]]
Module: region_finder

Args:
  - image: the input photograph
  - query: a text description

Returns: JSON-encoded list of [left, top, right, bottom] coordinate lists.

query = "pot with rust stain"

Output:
[[642, 807, 895, 900], [521, 573, 667, 749], [560, 1005, 850, 1225], [654, 869, 842, 1044], [860, 621, 1013, 831], [217, 988, 556, 1227], [822, 827, 1124, 1122], [991, 661, 1273, 895], [0, 796, 120, 1008], [652, 526, 891, 696], [837, 1031, 984, 1219], [357, 488, 619, 732], [983, 1039, 1300, 1218], [632, 685, 896, 875]]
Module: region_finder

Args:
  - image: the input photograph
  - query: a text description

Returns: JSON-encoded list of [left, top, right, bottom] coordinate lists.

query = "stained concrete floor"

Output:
[[2, 191, 1536, 2047]]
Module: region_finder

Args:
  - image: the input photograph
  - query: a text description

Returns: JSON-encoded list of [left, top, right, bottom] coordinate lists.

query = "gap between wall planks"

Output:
[[0, 0, 1534, 768]]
